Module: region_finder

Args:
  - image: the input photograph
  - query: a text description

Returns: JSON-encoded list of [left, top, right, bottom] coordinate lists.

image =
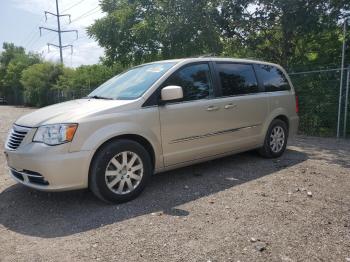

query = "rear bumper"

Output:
[[289, 116, 299, 138], [4, 142, 93, 192]]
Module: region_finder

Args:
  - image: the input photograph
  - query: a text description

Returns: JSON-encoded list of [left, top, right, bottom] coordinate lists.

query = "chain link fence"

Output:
[[289, 67, 350, 137], [46, 88, 93, 105]]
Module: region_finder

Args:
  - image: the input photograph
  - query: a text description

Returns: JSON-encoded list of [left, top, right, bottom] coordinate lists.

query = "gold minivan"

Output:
[[4, 58, 299, 203]]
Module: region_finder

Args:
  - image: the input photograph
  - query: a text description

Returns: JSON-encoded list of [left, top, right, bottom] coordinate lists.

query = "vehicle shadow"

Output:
[[0, 148, 307, 238], [292, 135, 350, 168]]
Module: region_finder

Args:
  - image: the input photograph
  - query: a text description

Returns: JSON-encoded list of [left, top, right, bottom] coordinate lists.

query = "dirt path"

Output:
[[0, 105, 349, 262]]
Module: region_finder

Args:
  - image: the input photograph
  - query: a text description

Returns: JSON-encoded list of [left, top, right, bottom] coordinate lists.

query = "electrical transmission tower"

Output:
[[39, 0, 78, 64]]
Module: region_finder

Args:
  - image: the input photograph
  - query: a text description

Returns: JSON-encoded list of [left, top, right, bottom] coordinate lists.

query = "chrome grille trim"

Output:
[[5, 125, 31, 150]]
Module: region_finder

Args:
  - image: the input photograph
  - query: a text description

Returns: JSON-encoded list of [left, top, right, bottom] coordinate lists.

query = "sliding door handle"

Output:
[[224, 104, 237, 109], [206, 105, 219, 111]]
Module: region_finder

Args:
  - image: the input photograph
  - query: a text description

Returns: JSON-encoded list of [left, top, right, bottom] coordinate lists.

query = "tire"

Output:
[[258, 119, 288, 158], [89, 139, 152, 203]]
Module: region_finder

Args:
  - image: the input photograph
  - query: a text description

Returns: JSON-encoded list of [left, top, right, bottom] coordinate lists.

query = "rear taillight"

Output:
[[295, 95, 299, 114]]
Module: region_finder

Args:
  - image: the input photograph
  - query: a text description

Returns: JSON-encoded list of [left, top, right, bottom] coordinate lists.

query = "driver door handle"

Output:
[[224, 103, 237, 110], [206, 105, 219, 112]]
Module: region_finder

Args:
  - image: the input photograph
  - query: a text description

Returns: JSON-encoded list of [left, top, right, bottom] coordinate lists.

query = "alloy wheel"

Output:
[[269, 126, 285, 153], [104, 151, 144, 195]]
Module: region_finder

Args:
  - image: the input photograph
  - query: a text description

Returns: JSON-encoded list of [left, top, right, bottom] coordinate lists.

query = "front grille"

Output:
[[6, 125, 30, 150]]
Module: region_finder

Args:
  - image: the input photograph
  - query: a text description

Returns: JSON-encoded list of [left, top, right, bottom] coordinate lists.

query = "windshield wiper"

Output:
[[86, 95, 114, 100]]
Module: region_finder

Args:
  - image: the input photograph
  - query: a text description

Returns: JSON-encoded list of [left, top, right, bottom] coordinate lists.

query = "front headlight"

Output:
[[33, 124, 78, 145]]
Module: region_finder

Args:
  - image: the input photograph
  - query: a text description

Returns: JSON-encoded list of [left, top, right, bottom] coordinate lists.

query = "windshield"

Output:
[[88, 62, 176, 100]]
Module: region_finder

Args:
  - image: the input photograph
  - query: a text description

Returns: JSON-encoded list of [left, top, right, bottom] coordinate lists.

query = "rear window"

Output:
[[216, 63, 259, 96], [254, 64, 290, 92]]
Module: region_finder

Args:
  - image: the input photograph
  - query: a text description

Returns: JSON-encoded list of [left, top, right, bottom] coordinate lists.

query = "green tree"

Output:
[[0, 42, 41, 104], [55, 64, 123, 98], [2, 53, 41, 104], [88, 0, 223, 66], [89, 0, 349, 68], [71, 64, 120, 90], [219, 0, 350, 68], [0, 42, 25, 67], [21, 62, 63, 107]]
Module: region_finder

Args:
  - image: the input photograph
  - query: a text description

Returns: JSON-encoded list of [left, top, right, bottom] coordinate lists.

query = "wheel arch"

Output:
[[88, 134, 157, 179], [273, 114, 289, 130], [261, 108, 291, 140]]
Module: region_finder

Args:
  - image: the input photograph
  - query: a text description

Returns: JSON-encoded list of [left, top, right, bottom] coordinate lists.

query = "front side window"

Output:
[[217, 63, 259, 96], [163, 63, 213, 102], [254, 64, 291, 92], [88, 62, 176, 100]]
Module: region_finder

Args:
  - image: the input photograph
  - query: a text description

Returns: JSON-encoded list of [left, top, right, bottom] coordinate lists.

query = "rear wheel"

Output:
[[258, 119, 288, 158], [89, 139, 152, 203]]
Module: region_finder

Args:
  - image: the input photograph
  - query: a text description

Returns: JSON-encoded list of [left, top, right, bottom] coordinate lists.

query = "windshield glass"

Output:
[[88, 62, 176, 100]]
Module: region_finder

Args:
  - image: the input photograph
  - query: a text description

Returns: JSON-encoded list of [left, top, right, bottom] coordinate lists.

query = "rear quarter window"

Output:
[[254, 64, 291, 92]]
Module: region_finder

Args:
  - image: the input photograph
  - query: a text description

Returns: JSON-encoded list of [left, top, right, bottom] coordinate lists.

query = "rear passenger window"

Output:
[[164, 63, 213, 102], [216, 63, 259, 96], [254, 64, 290, 92]]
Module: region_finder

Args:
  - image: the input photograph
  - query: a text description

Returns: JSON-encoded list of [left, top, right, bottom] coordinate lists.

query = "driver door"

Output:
[[159, 63, 223, 167]]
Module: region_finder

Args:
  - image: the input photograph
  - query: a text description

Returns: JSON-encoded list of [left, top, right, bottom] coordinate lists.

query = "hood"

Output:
[[15, 99, 136, 127]]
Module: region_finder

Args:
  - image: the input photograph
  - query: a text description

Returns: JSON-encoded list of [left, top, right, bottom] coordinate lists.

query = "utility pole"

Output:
[[39, 0, 78, 64], [344, 67, 350, 138], [55, 0, 63, 64], [337, 17, 349, 138]]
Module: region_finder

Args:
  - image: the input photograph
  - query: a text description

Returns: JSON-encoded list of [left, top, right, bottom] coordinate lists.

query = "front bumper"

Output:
[[5, 142, 93, 192]]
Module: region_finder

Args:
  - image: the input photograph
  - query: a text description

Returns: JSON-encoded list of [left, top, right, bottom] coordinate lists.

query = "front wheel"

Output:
[[258, 119, 288, 158], [89, 139, 152, 203]]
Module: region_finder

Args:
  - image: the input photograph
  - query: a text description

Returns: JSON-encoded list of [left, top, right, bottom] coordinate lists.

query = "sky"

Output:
[[0, 0, 105, 67]]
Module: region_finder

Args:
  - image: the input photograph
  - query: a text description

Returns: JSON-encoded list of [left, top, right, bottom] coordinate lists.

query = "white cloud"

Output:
[[43, 40, 104, 67], [13, 0, 103, 23], [12, 0, 105, 67]]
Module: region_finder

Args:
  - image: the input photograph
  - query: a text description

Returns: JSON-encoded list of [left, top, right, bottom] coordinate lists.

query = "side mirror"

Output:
[[161, 85, 183, 102]]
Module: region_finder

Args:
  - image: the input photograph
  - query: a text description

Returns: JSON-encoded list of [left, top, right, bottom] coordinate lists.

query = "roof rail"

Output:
[[197, 53, 217, 58]]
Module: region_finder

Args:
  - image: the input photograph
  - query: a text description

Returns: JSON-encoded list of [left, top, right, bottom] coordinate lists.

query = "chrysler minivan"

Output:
[[4, 57, 299, 203]]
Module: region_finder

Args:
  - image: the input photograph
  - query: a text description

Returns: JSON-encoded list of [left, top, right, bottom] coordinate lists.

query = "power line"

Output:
[[39, 0, 78, 64], [70, 6, 100, 24], [75, 35, 91, 41], [24, 33, 41, 49], [61, 0, 86, 12], [27, 31, 53, 51], [21, 20, 43, 47], [31, 32, 56, 52], [18, 1, 100, 63], [289, 68, 343, 75], [20, 1, 56, 50]]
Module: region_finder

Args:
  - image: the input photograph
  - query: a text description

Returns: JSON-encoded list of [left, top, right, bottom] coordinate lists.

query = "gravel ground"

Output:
[[0, 105, 349, 262]]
